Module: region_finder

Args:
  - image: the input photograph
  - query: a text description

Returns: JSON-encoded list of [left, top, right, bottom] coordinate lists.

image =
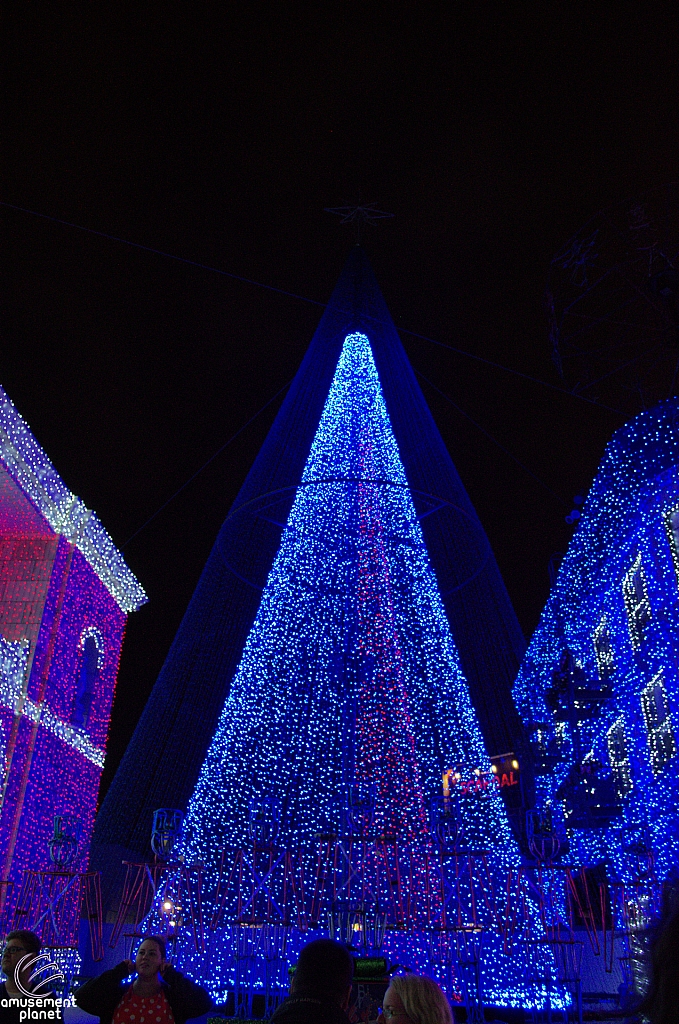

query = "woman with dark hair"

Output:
[[75, 936, 213, 1024]]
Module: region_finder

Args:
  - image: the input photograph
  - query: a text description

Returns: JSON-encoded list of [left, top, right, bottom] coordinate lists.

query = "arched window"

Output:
[[664, 504, 679, 580], [73, 627, 104, 729]]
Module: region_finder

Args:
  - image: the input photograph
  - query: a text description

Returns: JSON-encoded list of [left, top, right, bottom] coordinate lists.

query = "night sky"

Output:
[[3, 7, 679, 799]]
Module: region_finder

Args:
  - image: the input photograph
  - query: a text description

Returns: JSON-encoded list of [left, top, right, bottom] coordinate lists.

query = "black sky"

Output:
[[3, 5, 679, 799]]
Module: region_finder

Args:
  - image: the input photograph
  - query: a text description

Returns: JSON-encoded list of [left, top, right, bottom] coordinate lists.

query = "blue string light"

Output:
[[92, 244, 527, 875], [514, 398, 679, 885], [174, 332, 562, 1008]]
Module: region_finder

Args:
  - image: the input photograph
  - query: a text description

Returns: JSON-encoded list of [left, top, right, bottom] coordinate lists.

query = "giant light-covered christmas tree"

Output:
[[179, 330, 501, 844], [93, 247, 528, 882], [173, 330, 558, 1008]]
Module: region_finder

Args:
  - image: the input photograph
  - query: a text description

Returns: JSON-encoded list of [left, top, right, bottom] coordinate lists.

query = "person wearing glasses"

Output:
[[1, 930, 63, 1023], [75, 935, 213, 1024], [378, 974, 453, 1024]]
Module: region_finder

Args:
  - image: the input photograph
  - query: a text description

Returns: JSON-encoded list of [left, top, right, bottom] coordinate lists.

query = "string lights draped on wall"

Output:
[[0, 385, 145, 891], [514, 398, 679, 887]]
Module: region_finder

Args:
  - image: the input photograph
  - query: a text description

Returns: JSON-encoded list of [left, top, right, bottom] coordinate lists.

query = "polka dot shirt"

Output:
[[112, 985, 175, 1024]]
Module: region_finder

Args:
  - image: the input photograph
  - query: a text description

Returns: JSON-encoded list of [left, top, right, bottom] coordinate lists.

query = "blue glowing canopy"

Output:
[[93, 246, 526, 869]]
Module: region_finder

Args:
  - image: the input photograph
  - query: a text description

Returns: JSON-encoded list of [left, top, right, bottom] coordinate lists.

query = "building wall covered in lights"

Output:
[[513, 399, 679, 884], [0, 387, 146, 887]]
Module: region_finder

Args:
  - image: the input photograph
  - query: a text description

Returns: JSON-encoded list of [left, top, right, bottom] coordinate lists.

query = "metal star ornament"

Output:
[[324, 202, 395, 241]]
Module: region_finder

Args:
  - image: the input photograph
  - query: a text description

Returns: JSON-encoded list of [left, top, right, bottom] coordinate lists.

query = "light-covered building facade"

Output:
[[514, 399, 679, 884], [0, 385, 146, 889]]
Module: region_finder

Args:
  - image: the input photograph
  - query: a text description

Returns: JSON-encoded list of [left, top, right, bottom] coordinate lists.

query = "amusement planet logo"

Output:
[[1, 952, 75, 1020], [14, 952, 64, 998]]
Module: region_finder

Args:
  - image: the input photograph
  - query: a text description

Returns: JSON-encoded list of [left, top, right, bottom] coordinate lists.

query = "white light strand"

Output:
[[0, 385, 146, 613], [0, 635, 105, 769]]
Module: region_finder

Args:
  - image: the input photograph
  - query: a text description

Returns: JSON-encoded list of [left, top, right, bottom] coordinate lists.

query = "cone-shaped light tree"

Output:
[[93, 248, 527, 878], [180, 332, 507, 845], [95, 248, 555, 1006], [175, 332, 557, 1009]]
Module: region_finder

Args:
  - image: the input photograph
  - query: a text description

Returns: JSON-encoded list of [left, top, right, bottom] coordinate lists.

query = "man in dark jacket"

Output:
[[1, 930, 63, 1024], [75, 936, 213, 1024], [270, 939, 354, 1024]]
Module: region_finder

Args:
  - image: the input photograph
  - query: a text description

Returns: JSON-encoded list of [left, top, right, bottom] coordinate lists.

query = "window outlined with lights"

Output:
[[73, 626, 105, 731], [663, 503, 679, 581], [640, 672, 676, 776], [554, 721, 568, 750], [593, 614, 616, 680], [606, 716, 633, 798], [622, 554, 652, 649]]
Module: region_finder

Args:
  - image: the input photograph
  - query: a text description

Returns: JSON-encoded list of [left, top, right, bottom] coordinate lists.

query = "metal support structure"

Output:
[[202, 831, 513, 1013], [110, 858, 204, 955], [11, 869, 103, 962]]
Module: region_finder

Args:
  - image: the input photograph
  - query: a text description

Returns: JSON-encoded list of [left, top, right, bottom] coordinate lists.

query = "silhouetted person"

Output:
[[75, 935, 213, 1024], [270, 939, 355, 1024], [639, 908, 679, 1024]]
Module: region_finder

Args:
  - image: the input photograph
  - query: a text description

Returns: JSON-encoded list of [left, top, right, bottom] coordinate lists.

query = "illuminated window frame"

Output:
[[663, 504, 679, 581], [606, 716, 632, 798], [78, 625, 105, 668], [593, 614, 616, 679], [640, 672, 676, 776], [73, 626, 105, 730], [622, 554, 651, 649]]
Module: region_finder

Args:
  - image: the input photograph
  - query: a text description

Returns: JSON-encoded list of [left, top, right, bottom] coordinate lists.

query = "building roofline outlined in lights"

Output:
[[0, 385, 146, 613]]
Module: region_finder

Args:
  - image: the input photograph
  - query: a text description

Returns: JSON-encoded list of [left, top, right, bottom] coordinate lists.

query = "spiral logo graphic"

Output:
[[13, 952, 64, 997]]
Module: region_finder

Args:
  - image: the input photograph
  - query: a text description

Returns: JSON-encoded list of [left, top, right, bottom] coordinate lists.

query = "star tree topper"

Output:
[[324, 202, 394, 242]]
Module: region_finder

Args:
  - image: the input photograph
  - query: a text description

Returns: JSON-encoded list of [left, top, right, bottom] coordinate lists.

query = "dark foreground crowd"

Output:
[[0, 931, 452, 1024], [2, 912, 679, 1024]]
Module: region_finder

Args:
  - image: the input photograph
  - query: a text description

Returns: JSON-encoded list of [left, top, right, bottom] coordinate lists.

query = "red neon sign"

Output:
[[442, 763, 519, 799]]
